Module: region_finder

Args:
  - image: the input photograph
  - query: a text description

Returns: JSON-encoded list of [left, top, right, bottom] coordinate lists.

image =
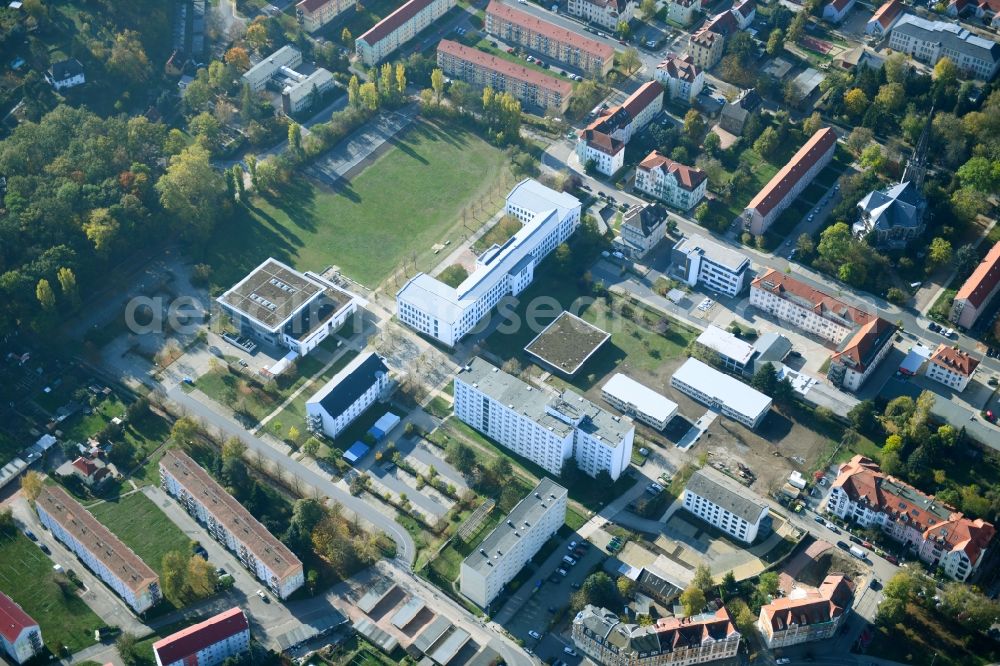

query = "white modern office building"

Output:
[[217, 258, 362, 358], [682, 467, 769, 543], [281, 67, 336, 114], [695, 325, 756, 374], [454, 358, 635, 480], [153, 607, 250, 666], [670, 234, 750, 296], [35, 486, 161, 613], [306, 352, 391, 438], [460, 478, 567, 608], [397, 180, 580, 347], [160, 450, 305, 599], [601, 374, 678, 430], [670, 358, 772, 428], [634, 151, 707, 212]]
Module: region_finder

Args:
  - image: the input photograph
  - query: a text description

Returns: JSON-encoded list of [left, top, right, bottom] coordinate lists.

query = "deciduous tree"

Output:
[[156, 144, 226, 242]]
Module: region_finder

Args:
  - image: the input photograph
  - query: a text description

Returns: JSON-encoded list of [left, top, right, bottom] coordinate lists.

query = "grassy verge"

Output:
[[88, 492, 193, 579]]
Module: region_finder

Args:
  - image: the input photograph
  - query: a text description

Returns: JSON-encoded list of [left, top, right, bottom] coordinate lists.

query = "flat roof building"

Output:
[[217, 258, 361, 358], [357, 0, 456, 65], [153, 607, 250, 666], [397, 179, 580, 347], [683, 467, 769, 543], [485, 1, 614, 75], [670, 233, 750, 296], [242, 45, 302, 91], [743, 128, 837, 236], [455, 357, 634, 480], [601, 374, 678, 431], [524, 311, 609, 376], [889, 13, 1000, 80], [159, 450, 304, 599], [35, 486, 161, 613], [305, 352, 390, 439], [695, 325, 755, 375], [670, 357, 772, 428], [460, 478, 567, 608], [0, 592, 41, 665], [437, 39, 573, 112]]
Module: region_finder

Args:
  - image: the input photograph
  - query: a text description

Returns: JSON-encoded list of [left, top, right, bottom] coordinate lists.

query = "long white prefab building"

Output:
[[397, 180, 580, 347], [695, 325, 756, 375], [460, 478, 567, 608], [306, 352, 390, 438], [683, 467, 769, 543], [160, 450, 305, 599], [601, 374, 678, 430], [670, 358, 772, 428], [454, 357, 635, 480]]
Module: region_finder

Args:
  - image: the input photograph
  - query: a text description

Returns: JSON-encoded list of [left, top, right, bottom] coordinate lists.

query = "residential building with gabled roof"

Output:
[[867, 0, 904, 35], [854, 181, 927, 248], [667, 0, 701, 26], [950, 240, 1000, 329], [824, 0, 856, 23], [758, 575, 855, 647], [296, 0, 356, 32], [655, 54, 704, 103], [925, 344, 980, 392], [0, 592, 42, 664], [827, 317, 897, 391], [688, 27, 724, 69], [719, 88, 761, 135], [826, 455, 996, 582], [577, 81, 663, 175], [614, 203, 669, 259], [682, 466, 770, 542], [566, 0, 636, 29], [572, 605, 741, 665], [153, 607, 250, 666], [306, 352, 391, 438], [634, 151, 707, 211], [357, 0, 456, 65], [888, 14, 1000, 80]]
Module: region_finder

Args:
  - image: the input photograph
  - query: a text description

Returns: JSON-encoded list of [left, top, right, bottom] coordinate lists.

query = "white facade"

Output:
[[454, 358, 634, 480], [924, 348, 978, 392], [577, 82, 664, 176], [823, 0, 856, 23], [243, 46, 303, 91], [153, 609, 250, 666], [160, 450, 305, 599], [749, 272, 857, 344], [695, 325, 755, 374], [460, 479, 567, 608], [282, 67, 336, 113], [670, 358, 772, 428], [397, 180, 580, 347], [601, 374, 678, 430], [577, 140, 624, 175], [0, 595, 41, 665], [888, 14, 1000, 80], [305, 352, 390, 438], [566, 0, 636, 29], [682, 468, 769, 543], [35, 487, 160, 613], [670, 234, 749, 296], [634, 152, 707, 211], [655, 55, 704, 103], [666, 0, 701, 26], [297, 0, 356, 32], [356, 0, 456, 65]]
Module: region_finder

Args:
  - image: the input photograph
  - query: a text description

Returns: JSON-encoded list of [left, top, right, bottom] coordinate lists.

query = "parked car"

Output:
[[836, 541, 851, 551], [570, 582, 581, 589], [24, 530, 36, 541], [885, 554, 899, 565], [564, 647, 578, 656], [39, 544, 51, 555], [256, 589, 269, 602], [528, 630, 541, 639], [814, 515, 824, 524]]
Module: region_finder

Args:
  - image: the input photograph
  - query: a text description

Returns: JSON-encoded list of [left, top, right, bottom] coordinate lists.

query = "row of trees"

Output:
[[878, 568, 1000, 633]]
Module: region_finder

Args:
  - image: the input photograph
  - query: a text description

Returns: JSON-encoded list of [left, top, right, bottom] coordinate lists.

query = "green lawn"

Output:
[[88, 492, 192, 579], [0, 531, 103, 654], [865, 601, 1000, 666], [206, 119, 509, 289]]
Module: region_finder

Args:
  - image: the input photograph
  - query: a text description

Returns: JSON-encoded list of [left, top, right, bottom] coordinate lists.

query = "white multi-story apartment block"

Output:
[[743, 127, 836, 236], [924, 344, 980, 392], [601, 373, 678, 430], [614, 204, 668, 259], [397, 180, 580, 347], [460, 478, 567, 608], [888, 14, 1000, 80], [670, 358, 772, 428], [683, 467, 769, 543], [566, 0, 636, 29], [749, 269, 867, 344], [160, 450, 305, 599], [577, 81, 664, 176], [758, 575, 854, 648], [634, 151, 707, 211], [153, 607, 250, 666], [826, 456, 995, 582], [669, 233, 749, 296], [669, 358, 771, 428], [0, 593, 42, 664], [655, 54, 704, 103], [827, 318, 897, 392], [667, 0, 701, 26], [296, 0, 356, 32], [573, 605, 741, 666], [306, 352, 390, 438], [35, 486, 161, 613], [454, 357, 635, 480], [242, 45, 303, 91], [217, 257, 361, 358], [357, 0, 457, 65], [485, 1, 614, 76]]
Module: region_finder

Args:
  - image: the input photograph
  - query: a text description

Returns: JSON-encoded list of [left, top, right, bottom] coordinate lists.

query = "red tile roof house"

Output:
[[654, 54, 704, 103], [758, 575, 855, 648], [153, 608, 250, 666], [823, 0, 856, 23], [865, 0, 904, 36], [924, 344, 980, 392], [742, 127, 837, 236], [950, 240, 1000, 329], [826, 455, 996, 582], [634, 151, 708, 211], [575, 81, 663, 175], [356, 0, 456, 66], [827, 316, 897, 392], [0, 592, 42, 664]]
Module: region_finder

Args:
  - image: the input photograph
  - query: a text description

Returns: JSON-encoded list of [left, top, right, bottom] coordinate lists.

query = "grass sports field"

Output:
[[88, 492, 192, 578], [0, 530, 103, 653], [208, 119, 509, 289]]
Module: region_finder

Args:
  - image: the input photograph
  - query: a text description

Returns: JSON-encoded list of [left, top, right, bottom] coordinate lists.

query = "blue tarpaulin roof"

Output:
[[343, 441, 370, 464]]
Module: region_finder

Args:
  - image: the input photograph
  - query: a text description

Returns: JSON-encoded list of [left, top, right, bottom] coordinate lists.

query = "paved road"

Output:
[[166, 386, 417, 565]]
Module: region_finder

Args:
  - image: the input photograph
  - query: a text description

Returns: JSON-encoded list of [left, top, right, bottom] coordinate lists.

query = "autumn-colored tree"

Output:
[[186, 555, 216, 598], [225, 47, 251, 72], [36, 279, 55, 311], [21, 471, 43, 501], [431, 68, 445, 104], [843, 88, 869, 118]]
